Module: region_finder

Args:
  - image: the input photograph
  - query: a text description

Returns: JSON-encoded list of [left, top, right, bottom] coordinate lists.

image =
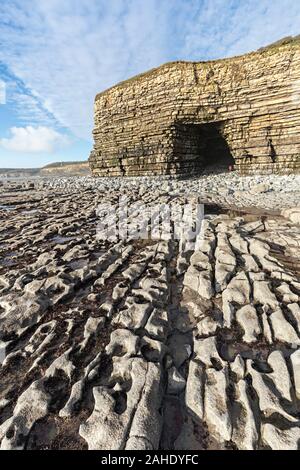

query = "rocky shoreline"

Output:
[[0, 172, 299, 450]]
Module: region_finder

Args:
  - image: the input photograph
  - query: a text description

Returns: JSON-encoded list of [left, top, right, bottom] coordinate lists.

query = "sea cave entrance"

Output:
[[173, 121, 235, 174]]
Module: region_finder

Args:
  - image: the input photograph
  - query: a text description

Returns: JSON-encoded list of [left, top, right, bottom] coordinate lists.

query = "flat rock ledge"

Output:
[[0, 174, 299, 450]]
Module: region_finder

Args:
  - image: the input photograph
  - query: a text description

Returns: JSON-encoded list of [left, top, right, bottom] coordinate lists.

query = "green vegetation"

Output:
[[42, 161, 87, 169]]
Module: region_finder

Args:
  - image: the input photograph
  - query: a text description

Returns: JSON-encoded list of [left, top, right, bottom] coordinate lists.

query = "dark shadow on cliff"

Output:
[[173, 121, 235, 176]]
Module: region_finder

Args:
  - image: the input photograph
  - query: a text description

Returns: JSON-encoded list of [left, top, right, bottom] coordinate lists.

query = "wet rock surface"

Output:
[[0, 174, 299, 450]]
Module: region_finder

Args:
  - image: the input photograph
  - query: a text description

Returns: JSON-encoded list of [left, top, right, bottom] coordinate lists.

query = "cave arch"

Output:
[[173, 121, 235, 174]]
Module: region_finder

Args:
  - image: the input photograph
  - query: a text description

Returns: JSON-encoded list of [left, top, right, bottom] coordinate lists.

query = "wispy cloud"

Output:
[[0, 63, 59, 128], [0, 126, 70, 153], [0, 0, 173, 139], [181, 0, 300, 60], [0, 80, 6, 105], [0, 0, 299, 141]]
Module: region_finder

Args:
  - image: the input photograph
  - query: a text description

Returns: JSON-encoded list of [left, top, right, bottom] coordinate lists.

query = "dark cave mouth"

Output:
[[197, 122, 235, 169], [174, 121, 235, 172]]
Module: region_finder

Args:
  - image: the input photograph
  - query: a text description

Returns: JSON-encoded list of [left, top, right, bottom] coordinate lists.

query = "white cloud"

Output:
[[0, 80, 6, 104], [181, 0, 300, 60], [0, 0, 299, 140], [0, 0, 173, 139], [0, 126, 70, 153]]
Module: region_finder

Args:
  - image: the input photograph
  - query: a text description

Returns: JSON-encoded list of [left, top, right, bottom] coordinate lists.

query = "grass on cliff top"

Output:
[[96, 34, 300, 101], [43, 161, 88, 169]]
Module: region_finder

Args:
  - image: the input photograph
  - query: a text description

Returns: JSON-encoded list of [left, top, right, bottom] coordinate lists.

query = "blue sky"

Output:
[[0, 0, 299, 168]]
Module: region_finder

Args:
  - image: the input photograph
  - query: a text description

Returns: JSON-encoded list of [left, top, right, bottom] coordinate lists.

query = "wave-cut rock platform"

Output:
[[0, 174, 300, 450]]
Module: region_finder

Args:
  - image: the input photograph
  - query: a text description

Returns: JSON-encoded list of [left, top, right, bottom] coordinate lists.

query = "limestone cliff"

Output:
[[89, 36, 300, 177]]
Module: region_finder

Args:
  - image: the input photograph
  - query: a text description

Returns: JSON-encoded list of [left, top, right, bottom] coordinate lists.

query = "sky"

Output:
[[0, 0, 299, 168]]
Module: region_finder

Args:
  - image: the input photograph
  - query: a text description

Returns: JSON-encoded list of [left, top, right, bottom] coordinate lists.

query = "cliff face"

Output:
[[89, 37, 300, 177]]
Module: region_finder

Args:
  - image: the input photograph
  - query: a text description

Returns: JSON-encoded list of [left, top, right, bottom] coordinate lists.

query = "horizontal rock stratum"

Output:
[[89, 36, 300, 177]]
